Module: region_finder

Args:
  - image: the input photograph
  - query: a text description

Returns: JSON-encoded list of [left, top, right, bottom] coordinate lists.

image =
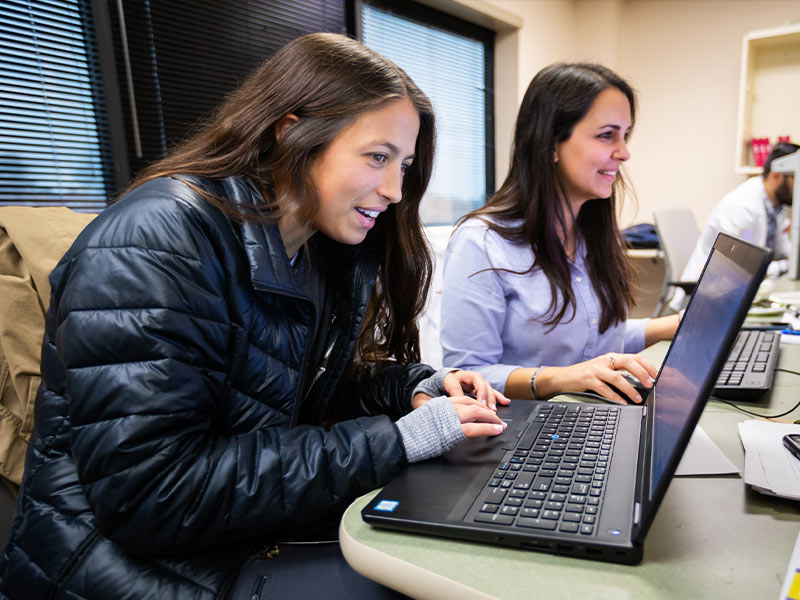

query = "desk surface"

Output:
[[341, 341, 800, 600]]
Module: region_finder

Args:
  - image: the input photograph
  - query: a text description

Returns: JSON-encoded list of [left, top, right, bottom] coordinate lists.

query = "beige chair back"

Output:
[[652, 208, 700, 315]]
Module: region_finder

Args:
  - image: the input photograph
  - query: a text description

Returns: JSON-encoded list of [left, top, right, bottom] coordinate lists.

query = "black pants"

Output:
[[228, 541, 409, 599]]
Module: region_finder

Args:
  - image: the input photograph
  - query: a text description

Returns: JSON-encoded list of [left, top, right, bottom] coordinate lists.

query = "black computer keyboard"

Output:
[[713, 329, 779, 401], [464, 404, 619, 535]]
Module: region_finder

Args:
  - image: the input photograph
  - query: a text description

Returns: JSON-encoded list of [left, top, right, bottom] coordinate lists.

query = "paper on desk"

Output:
[[675, 425, 740, 476], [738, 420, 800, 501], [782, 311, 800, 329], [761, 430, 800, 498], [781, 312, 800, 344]]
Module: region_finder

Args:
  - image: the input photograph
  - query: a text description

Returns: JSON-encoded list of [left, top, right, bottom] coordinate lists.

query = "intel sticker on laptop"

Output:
[[374, 500, 399, 512]]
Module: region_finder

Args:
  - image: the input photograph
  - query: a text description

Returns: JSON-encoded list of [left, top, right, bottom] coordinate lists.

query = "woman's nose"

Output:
[[377, 166, 403, 204], [614, 139, 630, 162]]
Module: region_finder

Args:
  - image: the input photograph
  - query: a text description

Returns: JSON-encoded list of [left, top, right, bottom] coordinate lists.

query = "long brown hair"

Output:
[[460, 62, 636, 332], [131, 33, 435, 363]]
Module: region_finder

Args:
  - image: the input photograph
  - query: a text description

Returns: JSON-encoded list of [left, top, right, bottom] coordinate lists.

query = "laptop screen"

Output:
[[647, 234, 767, 500]]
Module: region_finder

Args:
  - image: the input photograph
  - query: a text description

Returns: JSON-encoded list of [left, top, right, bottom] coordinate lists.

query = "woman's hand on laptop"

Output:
[[443, 370, 510, 412], [412, 370, 509, 438], [411, 370, 510, 437], [447, 395, 509, 438], [413, 370, 509, 412], [534, 354, 658, 405]]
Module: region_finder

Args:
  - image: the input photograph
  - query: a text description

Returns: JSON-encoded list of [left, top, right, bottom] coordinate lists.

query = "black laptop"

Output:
[[362, 233, 771, 565]]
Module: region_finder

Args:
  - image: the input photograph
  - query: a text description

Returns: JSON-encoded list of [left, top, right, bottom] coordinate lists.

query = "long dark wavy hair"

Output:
[[130, 33, 435, 363], [459, 62, 636, 332]]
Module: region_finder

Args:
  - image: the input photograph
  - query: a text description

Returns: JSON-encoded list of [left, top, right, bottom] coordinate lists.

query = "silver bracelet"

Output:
[[529, 366, 545, 399]]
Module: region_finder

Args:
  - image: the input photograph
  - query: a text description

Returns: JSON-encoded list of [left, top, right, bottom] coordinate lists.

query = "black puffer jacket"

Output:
[[0, 176, 432, 599]]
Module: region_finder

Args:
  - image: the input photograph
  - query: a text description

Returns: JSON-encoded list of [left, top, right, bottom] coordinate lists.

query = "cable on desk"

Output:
[[711, 367, 800, 420]]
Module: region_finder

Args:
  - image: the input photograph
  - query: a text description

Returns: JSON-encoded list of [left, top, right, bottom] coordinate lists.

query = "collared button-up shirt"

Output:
[[681, 175, 790, 283], [440, 218, 648, 392]]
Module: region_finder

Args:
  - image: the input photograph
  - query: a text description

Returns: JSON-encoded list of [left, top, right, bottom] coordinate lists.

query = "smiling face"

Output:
[[554, 87, 632, 210], [300, 98, 420, 250]]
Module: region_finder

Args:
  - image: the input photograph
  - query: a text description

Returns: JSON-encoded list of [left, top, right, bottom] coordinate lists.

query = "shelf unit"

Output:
[[735, 23, 800, 174]]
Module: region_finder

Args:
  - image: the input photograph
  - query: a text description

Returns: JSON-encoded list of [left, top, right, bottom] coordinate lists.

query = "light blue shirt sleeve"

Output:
[[624, 318, 648, 353]]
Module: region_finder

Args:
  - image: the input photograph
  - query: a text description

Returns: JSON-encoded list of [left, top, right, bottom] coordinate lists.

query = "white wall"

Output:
[[487, 0, 577, 181], [470, 0, 800, 230], [616, 0, 800, 229]]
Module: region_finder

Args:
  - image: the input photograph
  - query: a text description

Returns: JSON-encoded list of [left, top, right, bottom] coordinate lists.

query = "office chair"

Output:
[[0, 206, 95, 545], [417, 225, 454, 370], [652, 208, 700, 316]]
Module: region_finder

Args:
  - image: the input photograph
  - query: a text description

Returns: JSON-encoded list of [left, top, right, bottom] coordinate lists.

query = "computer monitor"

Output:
[[771, 149, 800, 278]]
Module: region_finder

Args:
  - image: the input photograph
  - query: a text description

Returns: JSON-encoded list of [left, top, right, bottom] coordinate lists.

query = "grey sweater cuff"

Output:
[[396, 396, 466, 463], [411, 367, 458, 400]]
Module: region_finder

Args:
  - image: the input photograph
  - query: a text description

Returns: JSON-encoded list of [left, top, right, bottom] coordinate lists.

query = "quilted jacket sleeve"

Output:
[[327, 361, 434, 423], [51, 187, 407, 555]]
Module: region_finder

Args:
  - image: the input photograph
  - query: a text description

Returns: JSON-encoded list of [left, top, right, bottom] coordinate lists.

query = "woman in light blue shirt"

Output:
[[441, 63, 679, 405]]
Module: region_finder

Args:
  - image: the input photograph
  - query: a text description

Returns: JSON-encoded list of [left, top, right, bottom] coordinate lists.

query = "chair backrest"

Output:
[[0, 206, 95, 488], [652, 208, 700, 283], [417, 225, 454, 370]]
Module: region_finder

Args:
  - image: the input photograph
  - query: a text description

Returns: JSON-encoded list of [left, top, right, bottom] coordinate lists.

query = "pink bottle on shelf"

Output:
[[751, 137, 770, 167]]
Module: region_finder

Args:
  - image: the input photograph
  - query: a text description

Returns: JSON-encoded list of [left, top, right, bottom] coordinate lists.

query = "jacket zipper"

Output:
[[289, 296, 316, 427], [46, 528, 102, 600], [301, 311, 338, 405], [249, 574, 271, 600]]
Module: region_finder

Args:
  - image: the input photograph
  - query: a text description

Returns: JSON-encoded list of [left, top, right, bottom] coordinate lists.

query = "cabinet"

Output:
[[735, 23, 800, 175]]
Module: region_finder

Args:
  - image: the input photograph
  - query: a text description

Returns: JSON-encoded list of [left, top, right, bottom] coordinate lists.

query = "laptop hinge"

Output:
[[630, 404, 651, 540]]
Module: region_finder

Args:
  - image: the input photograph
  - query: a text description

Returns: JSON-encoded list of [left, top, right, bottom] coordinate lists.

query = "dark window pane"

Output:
[[110, 0, 346, 179], [0, 0, 113, 210]]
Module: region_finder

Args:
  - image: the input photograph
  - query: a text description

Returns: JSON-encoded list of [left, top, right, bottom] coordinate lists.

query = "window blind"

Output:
[[109, 0, 346, 179], [360, 1, 493, 225], [0, 0, 113, 210]]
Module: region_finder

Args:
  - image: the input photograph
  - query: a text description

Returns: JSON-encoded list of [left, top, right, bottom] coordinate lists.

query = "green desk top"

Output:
[[341, 341, 800, 599]]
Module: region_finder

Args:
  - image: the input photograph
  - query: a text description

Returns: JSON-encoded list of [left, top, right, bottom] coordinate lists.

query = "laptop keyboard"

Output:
[[466, 403, 619, 536], [713, 329, 779, 400]]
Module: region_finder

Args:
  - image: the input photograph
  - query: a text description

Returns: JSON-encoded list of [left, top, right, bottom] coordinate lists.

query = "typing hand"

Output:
[[448, 395, 508, 438], [442, 370, 510, 412], [413, 370, 510, 412]]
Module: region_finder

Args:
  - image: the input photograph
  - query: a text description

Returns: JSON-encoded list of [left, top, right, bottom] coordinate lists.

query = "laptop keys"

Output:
[[517, 517, 557, 530], [481, 488, 506, 504], [470, 403, 619, 535], [475, 513, 514, 525]]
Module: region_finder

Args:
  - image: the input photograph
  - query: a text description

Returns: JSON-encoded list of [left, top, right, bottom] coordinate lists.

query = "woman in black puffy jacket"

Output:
[[0, 33, 508, 599]]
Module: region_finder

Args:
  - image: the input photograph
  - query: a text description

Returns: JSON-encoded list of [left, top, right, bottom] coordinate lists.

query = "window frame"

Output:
[[351, 0, 495, 210], [102, 0, 347, 187]]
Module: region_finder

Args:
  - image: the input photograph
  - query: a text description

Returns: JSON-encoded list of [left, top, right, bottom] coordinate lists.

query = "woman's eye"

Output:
[[372, 153, 388, 164], [401, 163, 411, 175], [599, 131, 613, 140]]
